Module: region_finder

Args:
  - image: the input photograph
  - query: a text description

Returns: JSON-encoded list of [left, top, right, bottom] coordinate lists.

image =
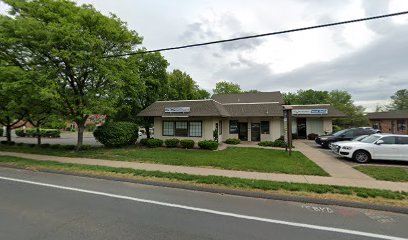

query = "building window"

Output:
[[397, 120, 406, 131], [175, 121, 188, 137], [261, 121, 270, 134], [163, 121, 174, 136], [229, 120, 238, 134], [189, 121, 202, 137]]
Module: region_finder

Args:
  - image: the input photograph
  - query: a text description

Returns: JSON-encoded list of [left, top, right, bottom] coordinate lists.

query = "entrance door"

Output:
[[297, 118, 307, 139], [238, 122, 248, 141], [251, 123, 260, 141]]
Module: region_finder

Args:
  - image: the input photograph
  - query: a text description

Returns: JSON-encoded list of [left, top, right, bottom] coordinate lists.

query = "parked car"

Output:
[[315, 128, 377, 148], [360, 127, 381, 133], [332, 134, 408, 163], [330, 135, 368, 151]]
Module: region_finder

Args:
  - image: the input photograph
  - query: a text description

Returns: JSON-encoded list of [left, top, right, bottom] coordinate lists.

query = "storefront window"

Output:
[[175, 121, 188, 137], [163, 121, 174, 136], [189, 121, 202, 137], [261, 121, 270, 134], [229, 120, 238, 134]]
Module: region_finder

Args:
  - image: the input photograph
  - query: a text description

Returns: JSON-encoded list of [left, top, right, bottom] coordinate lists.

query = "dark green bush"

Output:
[[0, 128, 3, 136], [198, 140, 218, 150], [61, 145, 76, 150], [0, 141, 15, 145], [28, 143, 36, 148], [16, 128, 61, 138], [164, 138, 179, 148], [50, 144, 61, 149], [180, 139, 195, 149], [139, 138, 149, 146], [78, 145, 93, 151], [272, 139, 287, 148], [225, 138, 240, 145], [40, 143, 51, 148], [16, 142, 25, 146], [258, 141, 274, 147], [93, 122, 139, 147], [146, 139, 163, 148], [307, 133, 318, 140]]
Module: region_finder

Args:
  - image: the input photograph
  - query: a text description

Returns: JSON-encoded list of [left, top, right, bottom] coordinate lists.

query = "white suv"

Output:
[[332, 134, 408, 163]]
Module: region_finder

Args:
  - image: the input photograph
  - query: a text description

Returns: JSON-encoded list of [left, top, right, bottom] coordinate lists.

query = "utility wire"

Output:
[[103, 10, 408, 58]]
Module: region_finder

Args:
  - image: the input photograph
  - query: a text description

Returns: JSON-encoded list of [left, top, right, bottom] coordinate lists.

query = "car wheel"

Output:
[[353, 150, 371, 163], [322, 142, 330, 149]]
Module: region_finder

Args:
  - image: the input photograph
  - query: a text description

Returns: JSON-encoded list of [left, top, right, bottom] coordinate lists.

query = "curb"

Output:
[[1, 164, 407, 215]]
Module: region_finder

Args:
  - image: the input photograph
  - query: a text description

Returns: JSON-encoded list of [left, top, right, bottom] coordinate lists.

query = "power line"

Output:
[[103, 10, 408, 58]]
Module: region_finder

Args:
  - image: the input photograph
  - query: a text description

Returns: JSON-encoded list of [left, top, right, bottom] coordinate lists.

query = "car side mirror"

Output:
[[376, 140, 384, 145]]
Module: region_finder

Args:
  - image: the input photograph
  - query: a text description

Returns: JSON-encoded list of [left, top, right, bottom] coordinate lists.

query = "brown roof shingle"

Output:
[[211, 92, 284, 104], [223, 103, 283, 117], [367, 110, 408, 119]]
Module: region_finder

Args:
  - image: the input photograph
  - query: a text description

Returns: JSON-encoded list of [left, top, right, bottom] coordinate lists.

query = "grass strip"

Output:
[[0, 144, 328, 176], [0, 156, 407, 202], [355, 166, 408, 182]]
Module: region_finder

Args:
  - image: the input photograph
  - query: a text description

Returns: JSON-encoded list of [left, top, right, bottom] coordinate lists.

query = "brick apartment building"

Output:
[[367, 110, 408, 134]]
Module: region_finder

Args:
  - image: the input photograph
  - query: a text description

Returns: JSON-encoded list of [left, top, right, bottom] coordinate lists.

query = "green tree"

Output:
[[167, 69, 210, 100], [387, 89, 408, 111], [213, 81, 242, 95], [283, 89, 329, 105], [0, 66, 29, 143], [0, 0, 142, 149]]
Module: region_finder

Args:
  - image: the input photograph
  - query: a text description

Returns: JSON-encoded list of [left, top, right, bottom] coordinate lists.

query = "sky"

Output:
[[2, 0, 408, 111]]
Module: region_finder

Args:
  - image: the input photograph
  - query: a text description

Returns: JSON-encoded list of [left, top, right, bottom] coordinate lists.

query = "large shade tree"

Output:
[[0, 0, 143, 149], [387, 89, 408, 111], [167, 69, 210, 100]]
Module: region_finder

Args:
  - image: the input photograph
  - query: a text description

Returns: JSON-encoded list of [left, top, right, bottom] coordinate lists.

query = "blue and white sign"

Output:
[[164, 107, 191, 113], [292, 109, 328, 115]]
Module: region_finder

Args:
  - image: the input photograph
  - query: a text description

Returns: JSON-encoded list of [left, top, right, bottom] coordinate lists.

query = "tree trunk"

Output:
[[36, 127, 42, 145], [76, 121, 85, 150], [6, 125, 11, 143]]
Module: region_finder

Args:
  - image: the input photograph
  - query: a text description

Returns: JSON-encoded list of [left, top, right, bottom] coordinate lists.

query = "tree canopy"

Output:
[[213, 81, 242, 95], [387, 89, 408, 111], [167, 69, 210, 100]]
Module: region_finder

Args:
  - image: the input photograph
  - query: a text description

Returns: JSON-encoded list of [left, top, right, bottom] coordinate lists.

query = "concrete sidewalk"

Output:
[[0, 151, 407, 192]]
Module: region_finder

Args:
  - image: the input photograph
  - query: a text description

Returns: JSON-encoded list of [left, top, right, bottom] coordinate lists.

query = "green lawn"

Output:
[[0, 144, 328, 176], [355, 166, 408, 182], [0, 156, 406, 202]]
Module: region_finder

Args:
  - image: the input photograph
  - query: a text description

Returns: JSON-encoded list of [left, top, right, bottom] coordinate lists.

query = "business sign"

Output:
[[292, 109, 328, 115], [164, 107, 191, 113]]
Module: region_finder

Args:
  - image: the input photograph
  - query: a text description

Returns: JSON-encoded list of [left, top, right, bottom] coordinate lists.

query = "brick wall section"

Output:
[[370, 119, 408, 134]]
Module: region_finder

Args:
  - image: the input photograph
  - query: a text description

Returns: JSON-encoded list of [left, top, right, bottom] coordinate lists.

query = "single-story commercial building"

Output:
[[367, 110, 408, 134], [137, 92, 345, 143]]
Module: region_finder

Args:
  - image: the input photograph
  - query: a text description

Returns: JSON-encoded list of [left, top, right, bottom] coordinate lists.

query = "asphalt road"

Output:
[[0, 168, 407, 240]]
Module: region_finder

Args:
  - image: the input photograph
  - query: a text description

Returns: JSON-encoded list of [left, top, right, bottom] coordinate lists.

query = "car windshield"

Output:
[[332, 129, 347, 137], [360, 135, 381, 143]]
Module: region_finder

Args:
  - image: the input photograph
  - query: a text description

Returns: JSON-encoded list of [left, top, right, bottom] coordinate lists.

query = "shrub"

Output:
[[272, 139, 287, 148], [39, 143, 51, 148], [15, 129, 25, 137], [28, 143, 36, 148], [180, 139, 195, 149], [278, 135, 284, 141], [16, 142, 25, 146], [78, 145, 93, 151], [146, 139, 163, 148], [0, 140, 15, 145], [93, 122, 139, 147], [0, 128, 3, 136], [225, 138, 240, 145], [61, 145, 76, 150], [258, 141, 274, 147], [165, 138, 179, 148], [50, 144, 61, 149], [332, 125, 342, 133], [307, 133, 318, 140], [198, 140, 218, 150], [139, 138, 149, 146], [16, 128, 61, 138]]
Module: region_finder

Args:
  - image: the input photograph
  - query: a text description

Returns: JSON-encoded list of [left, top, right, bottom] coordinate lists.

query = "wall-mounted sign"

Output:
[[164, 107, 191, 113], [292, 109, 328, 115]]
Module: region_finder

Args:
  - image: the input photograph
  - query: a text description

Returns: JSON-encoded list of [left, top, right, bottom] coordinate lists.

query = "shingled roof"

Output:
[[367, 110, 408, 119], [211, 92, 284, 104], [223, 103, 283, 117], [137, 99, 230, 117]]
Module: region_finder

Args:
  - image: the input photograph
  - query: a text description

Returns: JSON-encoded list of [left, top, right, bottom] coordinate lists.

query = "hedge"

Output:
[[198, 140, 218, 150], [180, 139, 195, 149], [0, 128, 3, 136], [93, 122, 139, 147], [146, 139, 163, 148], [164, 138, 179, 148], [139, 138, 149, 146], [224, 138, 240, 145], [258, 139, 287, 148], [15, 128, 61, 138]]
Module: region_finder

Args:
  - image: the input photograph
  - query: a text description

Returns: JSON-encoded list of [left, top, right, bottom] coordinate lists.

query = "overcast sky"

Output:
[[2, 0, 408, 111]]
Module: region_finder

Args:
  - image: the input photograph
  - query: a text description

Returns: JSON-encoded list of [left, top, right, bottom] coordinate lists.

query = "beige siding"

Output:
[[323, 118, 332, 134], [306, 118, 324, 135]]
